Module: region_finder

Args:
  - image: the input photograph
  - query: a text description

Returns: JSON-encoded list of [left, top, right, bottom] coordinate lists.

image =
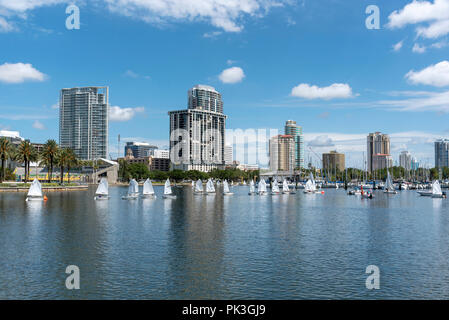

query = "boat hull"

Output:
[[26, 197, 43, 202]]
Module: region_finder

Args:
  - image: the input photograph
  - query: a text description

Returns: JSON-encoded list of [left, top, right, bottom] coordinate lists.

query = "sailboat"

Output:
[[26, 178, 44, 201], [384, 171, 397, 194], [258, 179, 267, 195], [142, 179, 156, 198], [194, 179, 204, 194], [304, 173, 317, 194], [223, 180, 233, 195], [271, 179, 280, 195], [94, 177, 109, 200], [282, 179, 290, 194], [206, 178, 215, 195], [163, 178, 176, 199], [248, 180, 256, 195], [431, 180, 446, 198], [122, 179, 139, 200], [191, 181, 195, 188]]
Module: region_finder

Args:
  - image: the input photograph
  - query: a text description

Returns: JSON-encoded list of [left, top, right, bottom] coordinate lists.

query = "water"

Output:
[[1, 186, 449, 299]]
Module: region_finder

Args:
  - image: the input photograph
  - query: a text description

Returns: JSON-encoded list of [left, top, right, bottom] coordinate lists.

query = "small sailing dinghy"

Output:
[[258, 179, 267, 195], [194, 179, 204, 194], [94, 178, 109, 200], [206, 178, 215, 195], [248, 180, 256, 195], [223, 180, 233, 195], [271, 179, 280, 195], [431, 180, 446, 198], [384, 171, 397, 194], [142, 179, 156, 198], [282, 179, 290, 194], [304, 173, 317, 194], [163, 178, 176, 199], [26, 178, 44, 201], [122, 179, 139, 200]]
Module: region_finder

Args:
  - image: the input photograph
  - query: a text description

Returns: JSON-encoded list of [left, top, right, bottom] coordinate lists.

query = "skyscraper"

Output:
[[269, 135, 295, 173], [284, 120, 304, 169], [399, 151, 412, 171], [124, 142, 158, 158], [435, 139, 449, 168], [323, 150, 345, 172], [59, 87, 109, 160], [169, 85, 227, 172], [367, 132, 392, 172]]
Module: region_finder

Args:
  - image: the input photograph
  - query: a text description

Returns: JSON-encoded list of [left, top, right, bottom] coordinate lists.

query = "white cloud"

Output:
[[103, 0, 287, 32], [123, 69, 150, 79], [219, 66, 245, 84], [393, 40, 404, 51], [412, 43, 426, 53], [387, 0, 449, 39], [32, 120, 46, 130], [291, 83, 354, 100], [405, 60, 449, 87], [0, 63, 47, 84], [0, 16, 14, 32], [0, 0, 65, 12], [203, 31, 222, 38], [109, 106, 145, 122], [379, 90, 449, 112], [307, 135, 334, 147]]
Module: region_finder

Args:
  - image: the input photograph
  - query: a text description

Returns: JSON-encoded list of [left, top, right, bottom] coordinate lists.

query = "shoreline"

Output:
[[0, 185, 89, 192]]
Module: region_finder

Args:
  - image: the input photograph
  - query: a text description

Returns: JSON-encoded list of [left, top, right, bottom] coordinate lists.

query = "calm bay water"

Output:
[[1, 185, 449, 299]]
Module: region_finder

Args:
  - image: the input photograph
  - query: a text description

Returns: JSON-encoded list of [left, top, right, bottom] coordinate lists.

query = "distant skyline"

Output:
[[1, 0, 449, 167]]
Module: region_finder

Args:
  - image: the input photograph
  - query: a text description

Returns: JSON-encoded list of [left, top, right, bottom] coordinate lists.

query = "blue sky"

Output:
[[1, 0, 449, 167]]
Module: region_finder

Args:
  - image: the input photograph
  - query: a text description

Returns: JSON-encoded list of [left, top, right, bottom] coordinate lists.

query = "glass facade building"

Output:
[[435, 139, 449, 168], [284, 120, 304, 169]]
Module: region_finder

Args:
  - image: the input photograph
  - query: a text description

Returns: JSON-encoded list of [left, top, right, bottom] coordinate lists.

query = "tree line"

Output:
[[0, 138, 80, 183]]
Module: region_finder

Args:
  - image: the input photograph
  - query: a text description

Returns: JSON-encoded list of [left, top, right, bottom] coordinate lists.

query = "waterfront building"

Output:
[[153, 149, 169, 159], [124, 142, 158, 158], [269, 135, 295, 173], [399, 151, 412, 171], [169, 85, 227, 172], [411, 157, 420, 170], [224, 145, 233, 165], [322, 150, 345, 172], [284, 120, 305, 169], [0, 130, 24, 171], [367, 132, 391, 172], [59, 86, 109, 160], [435, 139, 449, 168]]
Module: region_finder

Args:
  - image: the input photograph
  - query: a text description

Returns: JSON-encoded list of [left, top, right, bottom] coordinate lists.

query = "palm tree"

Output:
[[40, 139, 58, 183], [65, 149, 78, 183], [0, 138, 15, 183], [56, 148, 71, 184], [16, 141, 38, 182]]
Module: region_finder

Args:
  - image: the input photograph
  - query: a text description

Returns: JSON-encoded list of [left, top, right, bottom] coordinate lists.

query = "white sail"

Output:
[[223, 180, 230, 193], [259, 179, 267, 193], [283, 179, 289, 193], [95, 178, 109, 195], [164, 178, 172, 195], [27, 178, 43, 197], [206, 179, 215, 193], [128, 179, 139, 195], [249, 180, 255, 194], [385, 171, 395, 191], [272, 180, 280, 193], [305, 179, 313, 192], [143, 179, 155, 195], [195, 179, 203, 192], [432, 180, 442, 196]]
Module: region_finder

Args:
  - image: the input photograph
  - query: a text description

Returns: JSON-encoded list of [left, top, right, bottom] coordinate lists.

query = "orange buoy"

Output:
[[321, 191, 325, 194], [43, 196, 48, 201]]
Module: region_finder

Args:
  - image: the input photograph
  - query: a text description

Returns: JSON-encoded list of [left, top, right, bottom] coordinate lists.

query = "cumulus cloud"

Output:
[[405, 60, 449, 87], [0, 62, 47, 84], [219, 66, 245, 84], [0, 16, 15, 32], [109, 106, 145, 122], [387, 0, 449, 39], [32, 120, 46, 130], [291, 83, 354, 100], [412, 43, 427, 53], [307, 135, 335, 147]]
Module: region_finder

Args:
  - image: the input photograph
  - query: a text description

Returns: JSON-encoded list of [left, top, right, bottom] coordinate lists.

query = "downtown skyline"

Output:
[[1, 0, 449, 167]]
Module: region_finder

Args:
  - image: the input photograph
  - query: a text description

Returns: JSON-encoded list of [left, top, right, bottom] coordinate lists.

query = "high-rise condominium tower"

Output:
[[169, 85, 226, 172], [284, 120, 304, 169], [435, 139, 449, 168], [367, 132, 392, 172], [269, 135, 295, 173], [59, 86, 109, 160]]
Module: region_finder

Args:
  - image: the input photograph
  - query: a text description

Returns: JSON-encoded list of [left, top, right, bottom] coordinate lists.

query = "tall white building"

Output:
[[399, 151, 412, 171], [269, 135, 295, 173], [59, 87, 109, 160], [169, 85, 227, 172], [224, 145, 233, 165], [153, 149, 170, 159]]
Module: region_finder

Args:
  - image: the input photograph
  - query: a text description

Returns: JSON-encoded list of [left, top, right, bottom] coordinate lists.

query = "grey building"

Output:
[[367, 132, 391, 172], [124, 142, 158, 158], [59, 87, 109, 160], [435, 139, 449, 168], [169, 85, 227, 172]]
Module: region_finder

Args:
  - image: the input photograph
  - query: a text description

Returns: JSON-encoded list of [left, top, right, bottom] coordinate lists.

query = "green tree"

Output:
[[40, 139, 59, 182], [56, 148, 71, 184], [0, 137, 15, 183], [15, 141, 38, 182], [65, 148, 79, 183]]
